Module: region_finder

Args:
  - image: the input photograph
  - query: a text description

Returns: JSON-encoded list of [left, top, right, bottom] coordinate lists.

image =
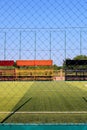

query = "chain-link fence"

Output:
[[0, 28, 87, 63], [0, 0, 87, 123]]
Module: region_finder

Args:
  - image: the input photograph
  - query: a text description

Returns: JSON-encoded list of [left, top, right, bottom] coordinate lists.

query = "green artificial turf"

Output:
[[0, 81, 87, 123]]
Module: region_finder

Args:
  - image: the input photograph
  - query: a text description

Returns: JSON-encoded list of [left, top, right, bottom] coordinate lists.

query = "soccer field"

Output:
[[0, 81, 87, 123]]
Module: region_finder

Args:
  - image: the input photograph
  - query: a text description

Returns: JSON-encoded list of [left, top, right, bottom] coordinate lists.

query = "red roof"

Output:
[[0, 60, 14, 66], [16, 60, 53, 66]]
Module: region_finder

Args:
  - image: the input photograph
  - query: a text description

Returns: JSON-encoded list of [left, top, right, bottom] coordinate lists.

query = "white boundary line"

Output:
[[0, 111, 87, 114]]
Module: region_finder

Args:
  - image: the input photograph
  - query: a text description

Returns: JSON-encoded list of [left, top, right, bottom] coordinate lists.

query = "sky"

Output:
[[0, 0, 87, 65]]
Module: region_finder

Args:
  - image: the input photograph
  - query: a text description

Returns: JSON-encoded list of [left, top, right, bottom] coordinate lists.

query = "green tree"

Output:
[[73, 55, 87, 60], [53, 64, 62, 70], [63, 58, 71, 69]]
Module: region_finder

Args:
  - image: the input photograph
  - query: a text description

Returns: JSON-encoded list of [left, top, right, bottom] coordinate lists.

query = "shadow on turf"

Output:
[[82, 97, 87, 103], [0, 82, 46, 123], [1, 97, 32, 123], [0, 82, 35, 123], [1, 81, 51, 123]]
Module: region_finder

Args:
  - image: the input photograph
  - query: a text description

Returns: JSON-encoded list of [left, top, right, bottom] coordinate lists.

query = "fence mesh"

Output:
[[0, 0, 87, 123]]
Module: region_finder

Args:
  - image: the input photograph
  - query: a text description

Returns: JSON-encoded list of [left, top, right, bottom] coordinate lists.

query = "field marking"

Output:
[[0, 111, 87, 114]]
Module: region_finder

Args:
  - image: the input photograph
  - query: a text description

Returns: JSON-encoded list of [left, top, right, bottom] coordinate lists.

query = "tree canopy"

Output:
[[73, 55, 87, 60]]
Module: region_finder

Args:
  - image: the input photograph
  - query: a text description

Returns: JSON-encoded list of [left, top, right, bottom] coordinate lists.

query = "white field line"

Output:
[[0, 111, 87, 114]]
